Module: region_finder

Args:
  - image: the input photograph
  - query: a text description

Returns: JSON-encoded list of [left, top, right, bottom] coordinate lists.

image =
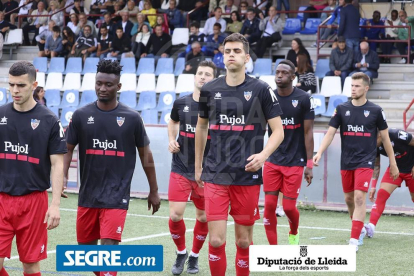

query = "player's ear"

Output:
[[32, 80, 38, 90], [245, 53, 250, 64], [117, 82, 122, 92]]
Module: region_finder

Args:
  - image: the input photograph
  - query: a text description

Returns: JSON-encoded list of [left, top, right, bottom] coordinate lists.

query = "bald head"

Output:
[[360, 41, 369, 55]]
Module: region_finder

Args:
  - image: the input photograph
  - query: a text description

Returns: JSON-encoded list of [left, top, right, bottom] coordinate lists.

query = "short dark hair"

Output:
[[83, 25, 91, 30], [155, 24, 162, 29], [230, 11, 241, 23], [278, 59, 295, 73], [9, 61, 37, 82], [96, 60, 123, 76], [52, 26, 60, 33], [214, 7, 222, 12], [116, 26, 123, 32], [223, 33, 249, 53], [351, 72, 370, 86], [213, 23, 222, 29], [100, 23, 108, 29], [247, 7, 255, 13], [345, 0, 352, 3], [190, 21, 200, 29], [197, 60, 217, 77]]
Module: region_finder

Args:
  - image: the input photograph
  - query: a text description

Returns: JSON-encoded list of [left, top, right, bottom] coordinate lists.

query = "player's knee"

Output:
[[209, 236, 226, 248], [170, 211, 184, 222], [344, 196, 354, 206], [22, 262, 40, 274], [196, 212, 207, 223], [235, 238, 250, 249], [354, 195, 365, 207]]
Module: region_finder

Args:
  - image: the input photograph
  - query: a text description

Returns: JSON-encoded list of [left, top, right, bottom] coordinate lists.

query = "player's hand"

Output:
[[168, 140, 180, 153], [245, 153, 266, 172], [44, 204, 60, 230], [389, 163, 399, 181], [313, 153, 321, 166], [369, 188, 376, 203], [147, 191, 160, 215], [304, 167, 313, 186], [195, 167, 204, 188]]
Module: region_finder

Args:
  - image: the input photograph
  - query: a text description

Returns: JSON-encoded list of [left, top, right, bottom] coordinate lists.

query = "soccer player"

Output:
[[263, 60, 315, 246], [168, 61, 216, 275], [195, 33, 284, 276], [313, 72, 399, 251], [365, 128, 414, 237], [63, 60, 160, 276], [0, 61, 66, 276]]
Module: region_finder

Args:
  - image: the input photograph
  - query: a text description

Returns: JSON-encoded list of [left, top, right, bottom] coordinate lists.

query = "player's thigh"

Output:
[[380, 167, 404, 190], [341, 170, 355, 193], [378, 182, 399, 194], [76, 207, 100, 243], [0, 194, 15, 261], [169, 201, 187, 220], [353, 189, 367, 206], [168, 172, 192, 203], [234, 223, 254, 247], [229, 185, 261, 226], [204, 183, 231, 222], [208, 220, 227, 246], [99, 209, 127, 242], [281, 166, 304, 199], [22, 262, 40, 274], [263, 162, 283, 192]]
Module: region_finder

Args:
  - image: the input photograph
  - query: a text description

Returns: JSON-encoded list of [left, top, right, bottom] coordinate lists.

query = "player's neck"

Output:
[[225, 70, 245, 87], [351, 97, 368, 107], [277, 85, 294, 96], [192, 88, 200, 102], [97, 99, 118, 111], [14, 98, 37, 112]]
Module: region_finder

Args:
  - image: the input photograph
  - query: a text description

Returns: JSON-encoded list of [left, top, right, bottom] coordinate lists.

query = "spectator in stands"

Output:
[[161, 0, 179, 10], [44, 25, 63, 57], [142, 24, 171, 58], [117, 1, 140, 23], [296, 53, 317, 93], [286, 38, 311, 68], [108, 27, 131, 59], [276, 0, 290, 18], [23, 2, 47, 46], [203, 7, 226, 35], [131, 24, 150, 59], [70, 25, 97, 62], [349, 41, 379, 79], [326, 36, 353, 87], [189, 21, 205, 44], [67, 13, 79, 33], [90, 0, 111, 15], [61, 26, 76, 57], [103, 12, 117, 36], [36, 20, 55, 57], [303, 0, 328, 25], [255, 6, 282, 58], [396, 10, 414, 64], [381, 9, 399, 64], [64, 0, 74, 13], [362, 11, 385, 52], [4, 0, 19, 23], [12, 0, 33, 26], [213, 44, 225, 75], [75, 13, 97, 37], [165, 0, 181, 30], [33, 86, 46, 106], [142, 0, 157, 27], [180, 0, 208, 23], [204, 22, 225, 56], [0, 11, 16, 39], [29, 0, 48, 14], [221, 0, 238, 19], [131, 13, 152, 36], [183, 41, 204, 74], [48, 1, 64, 27], [240, 8, 261, 44], [313, 0, 342, 48], [226, 11, 242, 34], [96, 24, 112, 59], [154, 15, 168, 34], [239, 1, 248, 21], [338, 0, 360, 55], [253, 0, 268, 12], [70, 0, 89, 15], [209, 0, 225, 14], [116, 12, 133, 38]]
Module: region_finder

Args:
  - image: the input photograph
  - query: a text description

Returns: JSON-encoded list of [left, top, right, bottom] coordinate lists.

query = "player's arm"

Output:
[[313, 126, 337, 166], [45, 154, 64, 230], [195, 116, 209, 187], [246, 116, 284, 172], [369, 154, 381, 202], [379, 128, 399, 180], [304, 119, 314, 186], [168, 119, 180, 153], [62, 143, 76, 198], [138, 145, 160, 214]]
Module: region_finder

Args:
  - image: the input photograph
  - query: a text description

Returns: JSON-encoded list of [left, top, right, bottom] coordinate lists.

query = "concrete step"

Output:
[[371, 81, 414, 91]]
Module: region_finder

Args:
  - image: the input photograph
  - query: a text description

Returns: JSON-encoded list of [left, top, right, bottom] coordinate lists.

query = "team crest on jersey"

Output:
[[292, 99, 298, 107], [244, 91, 252, 101], [183, 106, 189, 112], [214, 92, 222, 99], [0, 116, 7, 125], [345, 110, 350, 116], [364, 110, 370, 117], [117, 117, 125, 127], [31, 119, 40, 130]]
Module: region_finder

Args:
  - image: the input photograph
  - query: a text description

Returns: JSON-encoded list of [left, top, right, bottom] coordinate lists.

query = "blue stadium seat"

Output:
[[140, 109, 158, 124], [78, 90, 97, 107], [300, 18, 321, 35], [119, 90, 137, 108], [136, 58, 155, 75], [60, 90, 79, 108], [312, 94, 326, 116], [47, 57, 65, 74], [45, 89, 61, 107], [120, 58, 136, 74], [136, 91, 156, 110], [155, 58, 174, 76], [49, 106, 59, 117], [282, 18, 301, 35], [315, 59, 330, 79], [159, 109, 171, 125], [64, 57, 83, 74], [252, 58, 272, 76], [82, 58, 99, 75], [105, 57, 117, 61], [60, 107, 77, 127], [322, 95, 348, 117], [33, 57, 48, 73], [174, 57, 185, 76], [272, 58, 284, 74], [0, 88, 7, 105], [156, 91, 176, 111]]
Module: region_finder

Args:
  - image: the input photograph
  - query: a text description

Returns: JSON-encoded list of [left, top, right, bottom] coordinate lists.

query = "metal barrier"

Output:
[[403, 98, 414, 131]]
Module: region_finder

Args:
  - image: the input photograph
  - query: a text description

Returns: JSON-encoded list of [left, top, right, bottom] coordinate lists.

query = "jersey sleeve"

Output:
[[303, 95, 315, 120], [199, 88, 209, 119], [135, 114, 150, 148], [376, 108, 388, 131], [170, 99, 180, 122], [261, 86, 283, 121], [65, 111, 80, 146], [328, 105, 341, 129], [48, 119, 68, 155], [393, 129, 413, 145]]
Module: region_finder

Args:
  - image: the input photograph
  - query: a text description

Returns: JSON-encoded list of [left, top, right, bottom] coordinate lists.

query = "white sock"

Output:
[[368, 223, 376, 231], [177, 249, 187, 254], [190, 251, 199, 257], [349, 238, 358, 245]]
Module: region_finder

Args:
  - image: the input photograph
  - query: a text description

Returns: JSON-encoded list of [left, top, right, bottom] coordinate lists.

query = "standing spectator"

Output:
[[44, 26, 63, 57], [142, 24, 171, 58], [61, 26, 76, 58], [131, 24, 151, 59], [381, 9, 399, 64], [350, 41, 379, 80], [70, 0, 89, 15], [96, 25, 112, 59], [204, 23, 225, 56], [203, 7, 227, 35], [303, 0, 328, 25], [48, 1, 64, 28], [396, 10, 414, 64], [213, 44, 225, 75], [276, 0, 290, 18], [209, 0, 225, 13], [0, 11, 17, 42], [255, 6, 283, 58], [36, 20, 55, 57], [239, 1, 248, 20], [296, 54, 317, 93], [286, 38, 311, 68], [240, 8, 261, 44], [33, 86, 46, 106], [70, 25, 97, 62], [108, 27, 131, 59], [131, 13, 152, 36], [338, 0, 360, 55], [3, 0, 19, 23], [11, 0, 32, 26], [75, 13, 97, 37], [67, 13, 79, 33], [161, 0, 179, 10], [225, 11, 242, 34], [362, 11, 385, 52], [116, 12, 134, 38], [183, 41, 204, 74], [155, 15, 169, 34], [142, 0, 157, 27], [325, 36, 353, 88], [221, 0, 238, 19], [313, 0, 343, 48], [165, 0, 181, 30], [117, 1, 140, 24]]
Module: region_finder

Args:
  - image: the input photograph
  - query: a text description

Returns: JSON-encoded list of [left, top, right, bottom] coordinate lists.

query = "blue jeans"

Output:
[[350, 70, 377, 80], [346, 38, 360, 56], [277, 0, 290, 12]]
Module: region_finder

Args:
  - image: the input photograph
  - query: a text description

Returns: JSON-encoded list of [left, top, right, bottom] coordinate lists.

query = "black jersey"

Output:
[[0, 103, 67, 196], [66, 102, 150, 209], [378, 128, 414, 174], [170, 94, 210, 181], [268, 88, 315, 167], [329, 100, 388, 170], [199, 75, 283, 185]]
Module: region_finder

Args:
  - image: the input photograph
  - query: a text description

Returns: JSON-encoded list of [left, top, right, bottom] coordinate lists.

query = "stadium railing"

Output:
[[403, 98, 414, 131], [5, 0, 34, 17]]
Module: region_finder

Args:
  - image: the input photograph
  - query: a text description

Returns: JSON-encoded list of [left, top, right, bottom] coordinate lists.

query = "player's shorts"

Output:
[[381, 167, 414, 193], [204, 183, 260, 226], [168, 172, 205, 210], [263, 162, 304, 199], [77, 207, 127, 243], [0, 191, 48, 263], [341, 168, 374, 193]]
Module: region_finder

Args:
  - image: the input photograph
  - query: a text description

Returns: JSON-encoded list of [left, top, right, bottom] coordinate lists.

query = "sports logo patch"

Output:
[[364, 110, 370, 117], [31, 119, 40, 130], [244, 91, 252, 101], [117, 117, 125, 127], [345, 110, 350, 116], [398, 130, 408, 140], [292, 99, 298, 107]]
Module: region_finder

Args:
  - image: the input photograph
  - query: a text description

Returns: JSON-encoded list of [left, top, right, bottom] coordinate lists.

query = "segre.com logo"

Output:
[[56, 245, 163, 272]]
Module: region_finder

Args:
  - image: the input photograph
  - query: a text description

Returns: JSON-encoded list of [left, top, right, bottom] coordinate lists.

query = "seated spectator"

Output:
[[313, 0, 341, 48], [381, 9, 399, 64], [96, 25, 112, 59], [0, 11, 17, 42], [61, 26, 76, 58], [189, 21, 205, 44], [131, 13, 152, 36], [108, 27, 131, 59], [44, 26, 63, 58], [161, 0, 179, 10], [75, 13, 97, 37], [64, 0, 74, 13], [155, 15, 169, 34], [4, 0, 19, 23], [70, 25, 97, 62], [70, 0, 89, 15], [142, 24, 171, 58], [90, 0, 111, 15], [116, 12, 133, 38], [255, 6, 282, 58], [203, 7, 227, 35], [142, 0, 157, 27], [296, 54, 317, 93], [239, 1, 248, 21], [303, 0, 328, 25], [326, 36, 353, 87], [102, 12, 117, 36], [286, 38, 311, 67], [183, 41, 205, 74], [165, 0, 181, 30], [396, 10, 414, 64], [221, 0, 238, 19], [48, 1, 64, 28], [67, 13, 79, 34], [349, 41, 379, 79], [30, 0, 48, 14], [117, 1, 139, 24], [33, 86, 46, 106], [11, 0, 33, 26], [240, 8, 261, 44], [362, 11, 385, 52], [36, 20, 55, 57], [226, 11, 242, 34], [213, 44, 226, 75], [131, 24, 151, 59], [209, 0, 225, 14], [204, 23, 225, 56]]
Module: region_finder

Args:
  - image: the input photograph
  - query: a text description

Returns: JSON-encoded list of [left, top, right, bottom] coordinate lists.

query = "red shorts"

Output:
[[168, 172, 205, 210], [76, 207, 127, 243], [381, 167, 414, 193], [0, 191, 48, 263], [263, 162, 304, 199], [341, 168, 374, 193], [204, 183, 260, 226]]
